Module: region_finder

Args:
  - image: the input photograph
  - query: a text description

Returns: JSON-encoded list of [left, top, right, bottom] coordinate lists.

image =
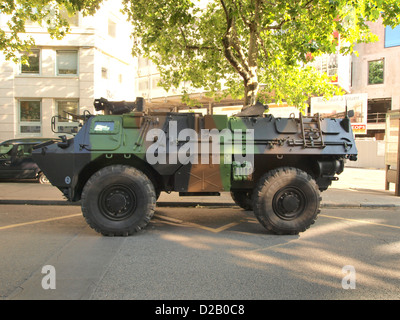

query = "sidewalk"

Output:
[[319, 167, 400, 208], [0, 168, 399, 208]]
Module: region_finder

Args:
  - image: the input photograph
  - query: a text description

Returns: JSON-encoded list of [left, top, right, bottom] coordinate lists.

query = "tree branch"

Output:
[[263, 0, 315, 31], [235, 0, 251, 28], [178, 25, 219, 51], [220, 0, 250, 81]]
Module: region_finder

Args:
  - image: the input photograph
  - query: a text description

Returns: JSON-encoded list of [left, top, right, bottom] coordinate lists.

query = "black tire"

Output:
[[231, 190, 253, 211], [81, 165, 156, 236], [253, 167, 321, 235]]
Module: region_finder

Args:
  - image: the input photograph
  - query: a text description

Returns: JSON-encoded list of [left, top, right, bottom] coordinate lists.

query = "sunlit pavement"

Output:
[[1, 168, 399, 208], [0, 167, 399, 300], [1, 203, 399, 300]]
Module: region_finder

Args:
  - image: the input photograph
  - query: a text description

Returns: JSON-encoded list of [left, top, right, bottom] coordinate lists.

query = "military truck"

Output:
[[32, 98, 357, 236]]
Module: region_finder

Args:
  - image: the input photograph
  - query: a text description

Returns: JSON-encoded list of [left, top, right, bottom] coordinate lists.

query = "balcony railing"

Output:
[[367, 112, 387, 123]]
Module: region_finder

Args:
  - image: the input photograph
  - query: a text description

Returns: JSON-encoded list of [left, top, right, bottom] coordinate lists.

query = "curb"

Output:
[[0, 200, 399, 208], [0, 200, 80, 206], [321, 203, 400, 208]]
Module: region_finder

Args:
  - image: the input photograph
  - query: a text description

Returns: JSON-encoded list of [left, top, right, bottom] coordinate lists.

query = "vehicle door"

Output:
[[0, 143, 16, 178], [13, 144, 38, 179]]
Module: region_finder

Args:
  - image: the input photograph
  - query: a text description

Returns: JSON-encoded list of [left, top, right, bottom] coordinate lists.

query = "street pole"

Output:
[[396, 118, 400, 196]]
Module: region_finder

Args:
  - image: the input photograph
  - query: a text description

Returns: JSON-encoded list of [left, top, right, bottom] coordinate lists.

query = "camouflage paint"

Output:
[[32, 105, 357, 202]]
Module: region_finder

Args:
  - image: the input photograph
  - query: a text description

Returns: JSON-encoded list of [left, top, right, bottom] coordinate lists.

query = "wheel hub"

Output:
[[273, 187, 306, 220], [99, 185, 137, 220], [106, 192, 128, 213], [281, 193, 300, 212]]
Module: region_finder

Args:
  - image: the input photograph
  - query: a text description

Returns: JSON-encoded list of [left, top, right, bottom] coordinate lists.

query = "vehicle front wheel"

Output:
[[253, 167, 321, 235], [81, 165, 156, 236]]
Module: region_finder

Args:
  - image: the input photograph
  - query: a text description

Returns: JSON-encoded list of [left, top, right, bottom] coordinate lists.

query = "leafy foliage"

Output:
[[123, 0, 400, 110], [1, 0, 399, 111], [0, 0, 102, 62]]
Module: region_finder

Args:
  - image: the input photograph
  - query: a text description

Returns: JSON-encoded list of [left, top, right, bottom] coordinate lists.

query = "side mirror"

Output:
[[347, 110, 354, 118]]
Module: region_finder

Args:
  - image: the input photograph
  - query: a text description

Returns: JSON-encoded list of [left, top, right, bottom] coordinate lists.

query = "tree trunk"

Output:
[[243, 70, 259, 109], [242, 3, 260, 111], [220, 0, 260, 111]]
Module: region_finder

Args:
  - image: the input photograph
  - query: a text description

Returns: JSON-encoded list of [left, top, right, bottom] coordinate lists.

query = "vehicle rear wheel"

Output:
[[253, 167, 321, 235], [81, 165, 156, 236], [231, 190, 253, 211]]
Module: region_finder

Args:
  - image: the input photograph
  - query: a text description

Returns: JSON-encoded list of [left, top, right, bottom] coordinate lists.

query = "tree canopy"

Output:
[[1, 0, 400, 110], [0, 0, 101, 62], [122, 0, 400, 110]]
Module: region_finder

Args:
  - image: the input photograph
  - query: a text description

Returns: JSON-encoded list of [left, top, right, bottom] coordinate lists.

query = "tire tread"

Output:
[[81, 165, 156, 236]]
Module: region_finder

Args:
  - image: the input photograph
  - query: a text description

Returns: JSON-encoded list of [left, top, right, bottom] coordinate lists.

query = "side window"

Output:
[[108, 19, 116, 38], [20, 49, 40, 74], [93, 121, 115, 132], [60, 7, 79, 27], [57, 100, 79, 121], [368, 59, 384, 85], [56, 100, 79, 134], [0, 144, 13, 160], [19, 100, 41, 134], [16, 145, 32, 158], [56, 50, 78, 75]]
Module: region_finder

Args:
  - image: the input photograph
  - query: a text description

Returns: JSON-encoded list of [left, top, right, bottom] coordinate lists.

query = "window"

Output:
[[19, 100, 41, 134], [138, 56, 149, 69], [0, 144, 13, 160], [368, 59, 384, 85], [385, 25, 400, 48], [57, 100, 79, 122], [94, 121, 115, 132], [20, 49, 40, 74], [102, 67, 108, 79], [310, 54, 338, 82], [108, 19, 116, 38], [24, 6, 79, 27], [139, 78, 149, 91], [56, 50, 78, 75], [16, 144, 33, 158], [60, 7, 79, 27], [56, 100, 79, 134], [25, 8, 39, 26], [152, 76, 162, 89]]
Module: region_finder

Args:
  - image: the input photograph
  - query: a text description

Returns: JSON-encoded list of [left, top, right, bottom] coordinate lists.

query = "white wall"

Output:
[[346, 139, 385, 169], [0, 0, 136, 141], [351, 19, 400, 111]]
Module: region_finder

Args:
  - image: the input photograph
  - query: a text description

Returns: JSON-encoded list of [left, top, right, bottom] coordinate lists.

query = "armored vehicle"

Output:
[[32, 98, 357, 236]]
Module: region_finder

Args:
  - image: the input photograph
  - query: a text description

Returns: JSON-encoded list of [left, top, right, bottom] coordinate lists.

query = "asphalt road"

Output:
[[1, 204, 400, 301]]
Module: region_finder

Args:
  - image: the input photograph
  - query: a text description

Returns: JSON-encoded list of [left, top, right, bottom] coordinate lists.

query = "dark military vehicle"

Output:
[[32, 98, 357, 236]]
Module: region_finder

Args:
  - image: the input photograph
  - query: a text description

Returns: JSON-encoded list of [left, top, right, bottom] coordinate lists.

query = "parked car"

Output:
[[0, 138, 57, 184]]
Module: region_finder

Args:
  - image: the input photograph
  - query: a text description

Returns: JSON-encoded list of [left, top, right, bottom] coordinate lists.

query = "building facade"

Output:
[[351, 20, 400, 140], [0, 0, 136, 141]]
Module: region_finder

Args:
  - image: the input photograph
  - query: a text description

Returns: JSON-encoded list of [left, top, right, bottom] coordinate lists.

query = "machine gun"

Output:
[[94, 97, 145, 115]]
